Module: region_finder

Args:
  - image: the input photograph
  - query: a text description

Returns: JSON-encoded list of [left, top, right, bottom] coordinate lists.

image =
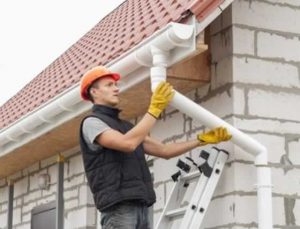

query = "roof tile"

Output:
[[0, 0, 196, 129]]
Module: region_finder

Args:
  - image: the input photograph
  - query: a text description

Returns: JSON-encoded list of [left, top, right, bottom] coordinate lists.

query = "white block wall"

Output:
[[0, 147, 97, 229], [232, 0, 300, 227]]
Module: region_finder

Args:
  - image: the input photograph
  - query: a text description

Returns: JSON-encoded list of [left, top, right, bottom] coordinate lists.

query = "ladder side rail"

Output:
[[155, 179, 182, 229], [189, 150, 229, 229], [181, 148, 220, 229], [155, 172, 198, 229]]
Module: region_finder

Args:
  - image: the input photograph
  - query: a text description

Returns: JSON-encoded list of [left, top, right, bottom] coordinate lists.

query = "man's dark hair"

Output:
[[87, 79, 101, 103]]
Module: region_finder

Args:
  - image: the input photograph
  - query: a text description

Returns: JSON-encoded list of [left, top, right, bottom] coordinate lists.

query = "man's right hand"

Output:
[[148, 81, 174, 119]]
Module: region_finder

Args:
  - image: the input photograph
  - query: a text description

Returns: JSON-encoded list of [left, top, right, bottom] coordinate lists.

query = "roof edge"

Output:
[[0, 0, 236, 166], [0, 21, 197, 158]]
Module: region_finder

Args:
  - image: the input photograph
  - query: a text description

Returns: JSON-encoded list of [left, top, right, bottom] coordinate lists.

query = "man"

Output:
[[79, 66, 231, 229]]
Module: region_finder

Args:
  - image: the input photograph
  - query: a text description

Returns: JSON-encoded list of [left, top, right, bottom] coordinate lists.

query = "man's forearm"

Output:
[[123, 113, 157, 150], [163, 140, 206, 159]]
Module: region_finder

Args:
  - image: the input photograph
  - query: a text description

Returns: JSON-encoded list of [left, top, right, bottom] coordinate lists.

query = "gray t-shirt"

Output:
[[82, 117, 111, 150]]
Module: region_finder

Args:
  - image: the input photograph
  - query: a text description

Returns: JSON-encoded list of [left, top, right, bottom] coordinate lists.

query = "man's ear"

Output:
[[90, 87, 97, 98]]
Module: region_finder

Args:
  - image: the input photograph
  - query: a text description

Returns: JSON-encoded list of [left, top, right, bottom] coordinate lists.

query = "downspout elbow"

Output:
[[255, 145, 268, 166]]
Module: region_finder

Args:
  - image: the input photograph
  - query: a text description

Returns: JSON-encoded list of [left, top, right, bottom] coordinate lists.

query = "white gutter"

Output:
[[0, 0, 272, 228], [0, 21, 196, 156]]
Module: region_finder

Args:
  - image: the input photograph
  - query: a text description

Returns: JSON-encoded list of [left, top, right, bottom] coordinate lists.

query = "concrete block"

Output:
[[64, 188, 79, 200], [202, 195, 235, 227], [65, 199, 79, 210], [65, 207, 96, 228], [150, 112, 185, 141], [232, 26, 255, 55], [23, 190, 42, 204], [14, 177, 28, 198], [16, 223, 31, 229], [288, 138, 300, 165], [64, 174, 84, 189], [21, 212, 31, 223], [22, 202, 36, 214], [234, 196, 259, 224], [16, 223, 30, 229], [248, 89, 300, 122], [0, 203, 8, 212], [295, 199, 300, 225], [257, 32, 300, 62], [67, 155, 85, 177], [269, 0, 300, 7], [13, 207, 21, 225], [272, 168, 300, 196], [223, 163, 256, 194], [233, 86, 245, 115], [48, 164, 58, 184], [201, 90, 233, 119], [233, 56, 299, 87], [232, 0, 300, 34], [29, 173, 39, 192], [0, 186, 8, 204], [232, 226, 256, 229], [0, 212, 7, 228], [233, 117, 300, 135], [16, 197, 22, 207], [79, 185, 94, 206], [37, 195, 55, 206], [42, 183, 56, 197]]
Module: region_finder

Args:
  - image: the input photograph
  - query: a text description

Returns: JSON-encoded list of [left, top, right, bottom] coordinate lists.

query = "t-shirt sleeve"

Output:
[[82, 117, 111, 145]]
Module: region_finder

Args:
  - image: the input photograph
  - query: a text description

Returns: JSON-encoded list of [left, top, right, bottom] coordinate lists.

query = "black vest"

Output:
[[79, 105, 156, 211]]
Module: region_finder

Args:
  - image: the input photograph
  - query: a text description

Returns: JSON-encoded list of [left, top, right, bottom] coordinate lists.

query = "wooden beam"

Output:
[[167, 50, 210, 82]]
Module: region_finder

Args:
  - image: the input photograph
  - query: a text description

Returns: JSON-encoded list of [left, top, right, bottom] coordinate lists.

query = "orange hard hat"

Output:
[[80, 66, 120, 101]]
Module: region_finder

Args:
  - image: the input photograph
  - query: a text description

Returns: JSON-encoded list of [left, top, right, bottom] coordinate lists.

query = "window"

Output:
[[31, 201, 56, 229]]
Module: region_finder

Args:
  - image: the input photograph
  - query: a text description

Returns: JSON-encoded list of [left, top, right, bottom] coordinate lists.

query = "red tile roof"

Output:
[[0, 0, 221, 129], [189, 0, 224, 21]]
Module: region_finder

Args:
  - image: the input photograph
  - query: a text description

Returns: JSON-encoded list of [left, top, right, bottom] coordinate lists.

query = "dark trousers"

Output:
[[101, 201, 150, 229]]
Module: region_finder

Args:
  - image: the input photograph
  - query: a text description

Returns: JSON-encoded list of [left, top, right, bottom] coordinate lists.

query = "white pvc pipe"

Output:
[[151, 47, 273, 229]]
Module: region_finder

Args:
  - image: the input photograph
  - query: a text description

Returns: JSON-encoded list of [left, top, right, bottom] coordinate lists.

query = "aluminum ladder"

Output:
[[155, 147, 229, 229]]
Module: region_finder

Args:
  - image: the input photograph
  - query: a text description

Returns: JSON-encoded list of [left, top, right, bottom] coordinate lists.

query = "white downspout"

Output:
[[150, 47, 273, 229]]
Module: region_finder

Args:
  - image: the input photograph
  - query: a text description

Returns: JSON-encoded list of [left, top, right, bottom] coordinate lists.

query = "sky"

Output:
[[0, 0, 125, 106]]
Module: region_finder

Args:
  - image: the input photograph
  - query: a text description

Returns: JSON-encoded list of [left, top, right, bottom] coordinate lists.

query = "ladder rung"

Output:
[[181, 170, 200, 181], [165, 207, 187, 218]]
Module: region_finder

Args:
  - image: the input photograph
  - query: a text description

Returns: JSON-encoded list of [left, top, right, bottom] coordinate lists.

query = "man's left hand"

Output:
[[197, 127, 232, 145]]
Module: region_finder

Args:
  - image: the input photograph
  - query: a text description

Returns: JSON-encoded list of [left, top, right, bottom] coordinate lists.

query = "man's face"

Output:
[[90, 76, 120, 106]]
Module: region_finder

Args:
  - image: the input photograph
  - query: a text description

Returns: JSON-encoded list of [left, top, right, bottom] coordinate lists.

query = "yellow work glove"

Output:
[[148, 81, 174, 118], [197, 127, 232, 144]]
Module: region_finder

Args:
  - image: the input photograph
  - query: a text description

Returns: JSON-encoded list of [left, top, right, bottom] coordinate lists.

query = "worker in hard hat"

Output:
[[79, 66, 231, 229]]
